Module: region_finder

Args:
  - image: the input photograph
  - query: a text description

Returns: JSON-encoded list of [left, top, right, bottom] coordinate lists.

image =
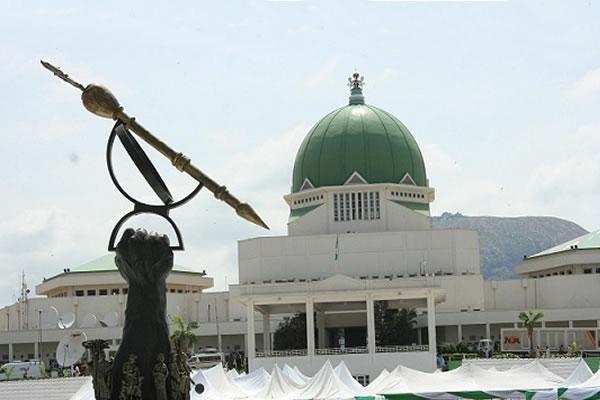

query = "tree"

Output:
[[375, 301, 418, 346], [273, 313, 307, 350], [518, 310, 544, 357], [170, 315, 199, 354]]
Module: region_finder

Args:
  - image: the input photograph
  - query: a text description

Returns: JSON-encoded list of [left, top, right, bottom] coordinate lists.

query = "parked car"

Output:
[[188, 349, 224, 369], [0, 361, 46, 381]]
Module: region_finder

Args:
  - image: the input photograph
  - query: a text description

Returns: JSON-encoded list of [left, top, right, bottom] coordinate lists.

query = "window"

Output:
[[596, 268, 600, 274], [99, 289, 108, 296], [75, 290, 84, 297], [123, 288, 128, 295], [567, 270, 573, 275], [584, 268, 592, 274], [354, 375, 370, 386], [87, 289, 96, 296], [334, 191, 381, 222], [111, 288, 120, 295]]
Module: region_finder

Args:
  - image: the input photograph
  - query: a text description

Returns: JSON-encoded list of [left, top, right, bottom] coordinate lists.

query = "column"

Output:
[[246, 300, 256, 361], [427, 291, 436, 352], [306, 298, 315, 356], [316, 311, 326, 349], [262, 313, 271, 354], [569, 321, 574, 328], [485, 323, 491, 339], [457, 324, 463, 343], [366, 297, 376, 354], [34, 342, 39, 360], [8, 343, 13, 361]]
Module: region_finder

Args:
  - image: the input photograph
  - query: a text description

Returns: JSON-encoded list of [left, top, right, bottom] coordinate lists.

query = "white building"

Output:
[[2, 75, 600, 381]]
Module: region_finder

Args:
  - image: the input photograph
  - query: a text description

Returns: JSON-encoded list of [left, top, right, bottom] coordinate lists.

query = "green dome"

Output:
[[292, 95, 427, 193]]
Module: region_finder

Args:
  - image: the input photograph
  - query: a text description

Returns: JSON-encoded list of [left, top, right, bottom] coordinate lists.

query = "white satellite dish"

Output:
[[79, 313, 100, 328], [58, 311, 76, 329], [41, 306, 59, 329], [56, 330, 87, 367], [100, 311, 119, 328]]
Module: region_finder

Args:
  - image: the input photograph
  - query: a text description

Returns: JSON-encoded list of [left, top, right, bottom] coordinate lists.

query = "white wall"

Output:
[[484, 274, 600, 311], [239, 229, 480, 284]]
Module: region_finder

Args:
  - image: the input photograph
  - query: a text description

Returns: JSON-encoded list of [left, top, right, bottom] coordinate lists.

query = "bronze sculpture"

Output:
[[40, 61, 264, 399], [153, 353, 169, 400], [120, 354, 143, 400], [40, 60, 268, 231], [167, 352, 182, 400], [84, 339, 112, 400]]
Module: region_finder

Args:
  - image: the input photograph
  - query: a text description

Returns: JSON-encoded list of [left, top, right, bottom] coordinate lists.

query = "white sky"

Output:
[[1, 0, 600, 306]]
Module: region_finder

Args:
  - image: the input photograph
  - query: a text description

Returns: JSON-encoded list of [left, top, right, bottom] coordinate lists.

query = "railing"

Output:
[[376, 344, 429, 353], [255, 344, 429, 358], [256, 349, 307, 358], [316, 347, 368, 355]]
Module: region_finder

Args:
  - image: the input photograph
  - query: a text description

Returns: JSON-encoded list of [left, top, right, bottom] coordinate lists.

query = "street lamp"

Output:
[[37, 309, 43, 362]]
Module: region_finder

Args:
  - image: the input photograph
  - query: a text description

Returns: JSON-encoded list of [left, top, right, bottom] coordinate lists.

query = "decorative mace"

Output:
[[41, 60, 269, 248]]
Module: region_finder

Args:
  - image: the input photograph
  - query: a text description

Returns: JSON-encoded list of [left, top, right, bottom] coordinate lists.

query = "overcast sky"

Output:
[[1, 0, 600, 306]]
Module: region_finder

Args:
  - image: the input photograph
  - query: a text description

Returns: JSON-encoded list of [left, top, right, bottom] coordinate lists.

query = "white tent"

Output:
[[6, 358, 596, 400]]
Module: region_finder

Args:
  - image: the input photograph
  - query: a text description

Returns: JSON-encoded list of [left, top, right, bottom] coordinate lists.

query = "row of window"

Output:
[[529, 268, 598, 278], [73, 287, 199, 297], [583, 267, 600, 274], [333, 192, 381, 222], [390, 191, 425, 200], [293, 194, 324, 206], [75, 288, 125, 297]]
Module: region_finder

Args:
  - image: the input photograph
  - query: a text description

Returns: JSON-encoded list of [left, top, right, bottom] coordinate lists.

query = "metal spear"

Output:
[[41, 60, 269, 230]]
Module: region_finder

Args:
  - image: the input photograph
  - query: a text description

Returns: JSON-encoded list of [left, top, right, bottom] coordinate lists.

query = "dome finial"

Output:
[[347, 72, 365, 105]]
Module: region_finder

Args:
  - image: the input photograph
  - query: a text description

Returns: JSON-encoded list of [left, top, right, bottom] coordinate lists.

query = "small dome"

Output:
[[291, 75, 427, 193]]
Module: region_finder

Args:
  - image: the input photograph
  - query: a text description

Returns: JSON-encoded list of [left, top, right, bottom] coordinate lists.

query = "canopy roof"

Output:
[[526, 229, 600, 259]]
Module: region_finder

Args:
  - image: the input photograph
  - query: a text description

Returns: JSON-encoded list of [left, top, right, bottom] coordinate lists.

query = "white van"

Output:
[[0, 361, 46, 381], [188, 350, 224, 369]]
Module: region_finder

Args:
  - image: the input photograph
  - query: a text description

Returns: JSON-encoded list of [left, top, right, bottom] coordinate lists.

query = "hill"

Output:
[[432, 213, 588, 279]]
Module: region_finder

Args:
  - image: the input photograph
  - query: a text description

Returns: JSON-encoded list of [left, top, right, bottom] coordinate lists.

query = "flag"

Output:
[[334, 234, 339, 261]]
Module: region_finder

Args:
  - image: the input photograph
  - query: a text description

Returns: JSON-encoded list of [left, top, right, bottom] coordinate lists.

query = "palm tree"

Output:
[[518, 311, 544, 357], [170, 315, 199, 354]]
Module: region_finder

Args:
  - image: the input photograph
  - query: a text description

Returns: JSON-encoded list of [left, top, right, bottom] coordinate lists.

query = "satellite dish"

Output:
[[56, 330, 87, 367], [79, 313, 100, 328], [58, 311, 76, 329], [42, 306, 59, 329], [100, 311, 119, 328]]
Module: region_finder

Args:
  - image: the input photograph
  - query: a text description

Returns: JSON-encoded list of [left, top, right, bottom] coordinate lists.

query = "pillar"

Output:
[[316, 311, 326, 349], [366, 297, 376, 354], [262, 313, 271, 353], [427, 291, 436, 352], [246, 300, 256, 360], [34, 342, 39, 360], [457, 324, 463, 343], [8, 343, 13, 361], [569, 321, 574, 328], [306, 298, 315, 356], [485, 323, 491, 339]]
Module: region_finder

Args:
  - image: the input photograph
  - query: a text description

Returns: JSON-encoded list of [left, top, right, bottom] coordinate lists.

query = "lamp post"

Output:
[[37, 309, 43, 362]]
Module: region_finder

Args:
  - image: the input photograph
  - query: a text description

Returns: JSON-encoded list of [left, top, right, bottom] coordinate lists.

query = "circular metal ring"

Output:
[[106, 121, 202, 210]]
